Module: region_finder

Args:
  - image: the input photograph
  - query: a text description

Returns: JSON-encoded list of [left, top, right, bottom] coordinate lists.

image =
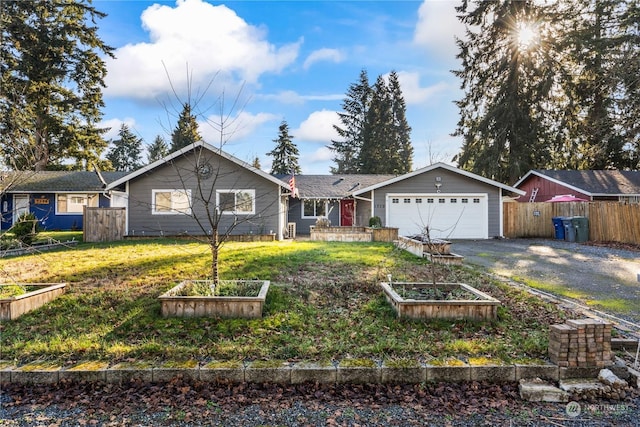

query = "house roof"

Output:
[[1, 171, 128, 193], [106, 141, 290, 191], [351, 163, 525, 196], [514, 170, 640, 196], [282, 174, 395, 199]]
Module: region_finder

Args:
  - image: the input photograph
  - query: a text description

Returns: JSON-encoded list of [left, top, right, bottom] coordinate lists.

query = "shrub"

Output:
[[12, 212, 39, 245], [315, 216, 331, 228], [368, 216, 382, 228]]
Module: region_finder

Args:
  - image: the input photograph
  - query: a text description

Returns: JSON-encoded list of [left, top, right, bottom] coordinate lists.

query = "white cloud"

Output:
[[413, 0, 465, 58], [306, 146, 334, 163], [104, 0, 300, 99], [199, 111, 278, 144], [303, 48, 344, 70], [101, 118, 138, 141], [261, 90, 344, 105], [385, 71, 450, 105], [292, 110, 340, 143]]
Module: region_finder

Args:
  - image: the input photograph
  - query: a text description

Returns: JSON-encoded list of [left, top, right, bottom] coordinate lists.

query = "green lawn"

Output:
[[0, 239, 570, 366]]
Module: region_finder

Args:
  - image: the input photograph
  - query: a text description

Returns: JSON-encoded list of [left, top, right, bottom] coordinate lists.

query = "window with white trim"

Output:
[[152, 190, 192, 215], [461, 198, 469, 203], [415, 198, 423, 204], [56, 193, 99, 214], [404, 198, 411, 203], [302, 199, 327, 218], [438, 198, 445, 203], [391, 198, 399, 204], [217, 190, 255, 215], [473, 198, 481, 203]]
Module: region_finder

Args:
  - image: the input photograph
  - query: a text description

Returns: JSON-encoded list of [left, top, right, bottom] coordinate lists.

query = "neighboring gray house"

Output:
[[348, 163, 524, 239], [106, 141, 290, 239]]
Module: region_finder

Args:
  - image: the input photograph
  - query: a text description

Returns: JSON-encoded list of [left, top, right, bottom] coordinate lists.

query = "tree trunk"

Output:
[[210, 229, 220, 287]]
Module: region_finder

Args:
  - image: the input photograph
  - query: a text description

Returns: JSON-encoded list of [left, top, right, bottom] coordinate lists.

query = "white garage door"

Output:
[[387, 194, 488, 239]]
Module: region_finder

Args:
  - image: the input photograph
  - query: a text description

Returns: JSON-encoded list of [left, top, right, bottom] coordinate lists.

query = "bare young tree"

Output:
[[142, 68, 284, 286]]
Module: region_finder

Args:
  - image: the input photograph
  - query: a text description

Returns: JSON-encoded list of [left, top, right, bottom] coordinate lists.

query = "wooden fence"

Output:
[[503, 202, 640, 245], [83, 207, 126, 243]]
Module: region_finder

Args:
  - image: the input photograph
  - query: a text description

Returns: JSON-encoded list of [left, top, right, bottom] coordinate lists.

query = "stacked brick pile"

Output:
[[549, 319, 612, 367]]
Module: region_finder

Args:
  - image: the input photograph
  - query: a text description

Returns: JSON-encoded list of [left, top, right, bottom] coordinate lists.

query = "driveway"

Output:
[[452, 238, 640, 326]]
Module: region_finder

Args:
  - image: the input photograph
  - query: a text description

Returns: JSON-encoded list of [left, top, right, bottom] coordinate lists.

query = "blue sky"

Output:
[[95, 0, 466, 174]]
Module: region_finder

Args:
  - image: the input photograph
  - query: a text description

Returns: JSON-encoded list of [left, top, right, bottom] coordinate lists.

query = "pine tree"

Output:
[[147, 135, 169, 163], [551, 0, 634, 170], [359, 76, 394, 174], [267, 121, 300, 175], [387, 71, 413, 173], [106, 124, 143, 171], [330, 69, 371, 174], [453, 0, 557, 183], [0, 0, 114, 171], [170, 103, 202, 152]]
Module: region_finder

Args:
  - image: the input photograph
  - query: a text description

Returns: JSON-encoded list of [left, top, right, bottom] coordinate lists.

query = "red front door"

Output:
[[340, 199, 355, 226]]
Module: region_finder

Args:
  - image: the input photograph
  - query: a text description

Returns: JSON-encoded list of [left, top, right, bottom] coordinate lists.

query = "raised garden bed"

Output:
[[395, 235, 464, 264], [310, 226, 398, 242], [159, 280, 269, 318], [0, 240, 78, 258], [380, 282, 500, 321], [0, 283, 66, 320]]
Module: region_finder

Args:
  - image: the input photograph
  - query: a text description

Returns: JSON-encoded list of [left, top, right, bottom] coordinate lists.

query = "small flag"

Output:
[[288, 174, 299, 198]]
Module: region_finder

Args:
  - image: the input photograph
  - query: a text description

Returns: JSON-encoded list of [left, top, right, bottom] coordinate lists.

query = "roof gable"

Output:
[[106, 141, 289, 190], [514, 170, 640, 196], [352, 163, 525, 196]]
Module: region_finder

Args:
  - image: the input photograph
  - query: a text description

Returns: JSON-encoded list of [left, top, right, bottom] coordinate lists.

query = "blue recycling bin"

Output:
[[552, 217, 565, 240], [562, 217, 576, 242]]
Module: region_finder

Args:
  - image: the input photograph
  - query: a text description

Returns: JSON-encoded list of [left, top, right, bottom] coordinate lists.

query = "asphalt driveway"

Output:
[[452, 238, 640, 326]]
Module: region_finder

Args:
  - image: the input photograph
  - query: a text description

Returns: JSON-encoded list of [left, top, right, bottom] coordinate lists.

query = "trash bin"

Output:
[[562, 217, 576, 242], [552, 217, 565, 240], [571, 216, 589, 243]]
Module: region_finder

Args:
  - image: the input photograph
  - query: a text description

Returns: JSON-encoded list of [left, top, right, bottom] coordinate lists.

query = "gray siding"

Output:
[[127, 151, 282, 237], [287, 198, 340, 235], [371, 169, 503, 238], [354, 192, 374, 226]]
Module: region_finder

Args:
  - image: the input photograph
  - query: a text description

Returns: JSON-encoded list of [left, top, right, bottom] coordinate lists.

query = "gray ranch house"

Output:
[[106, 141, 291, 239], [2, 143, 523, 240], [346, 163, 524, 239], [288, 163, 523, 239]]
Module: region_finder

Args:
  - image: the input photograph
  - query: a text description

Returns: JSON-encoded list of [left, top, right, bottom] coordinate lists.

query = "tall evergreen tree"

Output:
[[170, 103, 202, 152], [330, 69, 371, 174], [106, 124, 143, 171], [387, 71, 413, 173], [0, 0, 114, 171], [358, 74, 413, 174], [147, 135, 169, 163], [551, 0, 636, 170], [267, 120, 300, 175], [359, 76, 394, 174], [453, 0, 557, 183]]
